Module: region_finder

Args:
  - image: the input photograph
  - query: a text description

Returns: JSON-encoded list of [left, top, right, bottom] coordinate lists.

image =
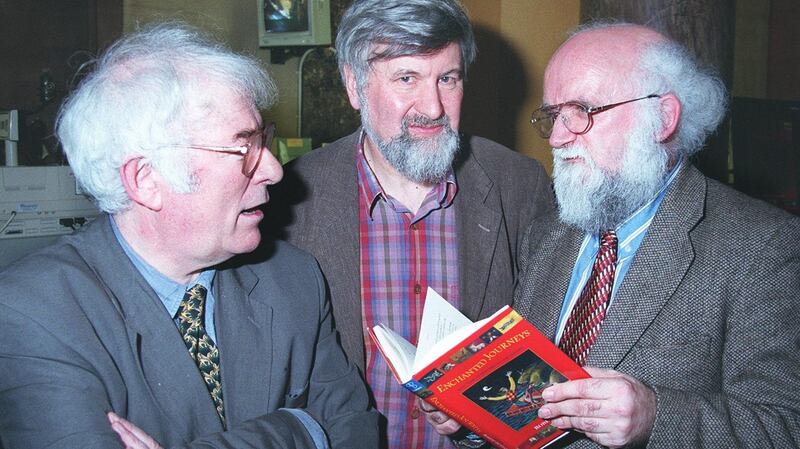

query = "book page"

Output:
[[414, 288, 473, 371], [372, 324, 418, 382], [414, 306, 511, 372]]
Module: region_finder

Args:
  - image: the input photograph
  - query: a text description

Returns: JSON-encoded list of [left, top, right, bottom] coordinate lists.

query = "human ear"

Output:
[[657, 93, 681, 143], [343, 65, 362, 111], [119, 157, 163, 211]]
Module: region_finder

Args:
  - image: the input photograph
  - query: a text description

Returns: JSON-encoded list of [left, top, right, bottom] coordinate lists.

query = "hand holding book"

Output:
[[369, 288, 591, 449]]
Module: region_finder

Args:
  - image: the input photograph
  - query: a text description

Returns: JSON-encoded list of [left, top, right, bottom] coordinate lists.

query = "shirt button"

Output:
[[410, 223, 417, 230], [414, 284, 422, 294], [411, 404, 420, 419]]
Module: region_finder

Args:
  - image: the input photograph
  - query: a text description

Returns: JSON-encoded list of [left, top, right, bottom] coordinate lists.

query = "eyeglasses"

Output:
[[530, 94, 660, 138], [157, 122, 275, 177]]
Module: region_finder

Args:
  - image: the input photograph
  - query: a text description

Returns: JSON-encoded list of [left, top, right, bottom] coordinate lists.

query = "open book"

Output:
[[369, 288, 590, 449]]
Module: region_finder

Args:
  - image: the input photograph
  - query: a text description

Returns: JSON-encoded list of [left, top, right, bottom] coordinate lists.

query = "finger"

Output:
[[582, 366, 625, 379], [108, 413, 162, 449], [430, 416, 462, 435], [110, 421, 145, 449], [416, 398, 438, 413], [549, 414, 609, 435], [539, 397, 607, 421], [423, 411, 448, 426], [543, 377, 613, 402]]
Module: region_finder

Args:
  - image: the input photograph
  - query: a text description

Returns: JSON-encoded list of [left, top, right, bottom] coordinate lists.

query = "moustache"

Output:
[[402, 114, 450, 129]]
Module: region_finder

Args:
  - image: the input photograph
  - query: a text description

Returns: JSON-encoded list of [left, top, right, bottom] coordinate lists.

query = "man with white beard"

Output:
[[265, 1, 554, 448], [510, 23, 800, 449]]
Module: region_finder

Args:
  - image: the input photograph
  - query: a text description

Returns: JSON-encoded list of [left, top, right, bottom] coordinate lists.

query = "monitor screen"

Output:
[[258, 0, 331, 47]]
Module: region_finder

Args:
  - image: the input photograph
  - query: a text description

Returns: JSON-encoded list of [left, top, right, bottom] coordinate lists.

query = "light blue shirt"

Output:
[[554, 161, 683, 344], [110, 217, 218, 342]]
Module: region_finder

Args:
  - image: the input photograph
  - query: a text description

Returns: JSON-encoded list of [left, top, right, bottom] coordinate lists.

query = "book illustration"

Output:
[[420, 368, 445, 386], [463, 350, 567, 431], [480, 328, 502, 344], [450, 347, 474, 363]]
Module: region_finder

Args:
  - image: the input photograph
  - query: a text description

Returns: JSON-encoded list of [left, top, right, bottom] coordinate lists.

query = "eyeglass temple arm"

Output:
[[588, 94, 661, 114]]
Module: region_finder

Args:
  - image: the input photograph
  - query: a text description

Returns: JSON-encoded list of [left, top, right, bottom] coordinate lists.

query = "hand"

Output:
[[416, 397, 461, 436], [108, 412, 164, 449], [537, 367, 656, 448]]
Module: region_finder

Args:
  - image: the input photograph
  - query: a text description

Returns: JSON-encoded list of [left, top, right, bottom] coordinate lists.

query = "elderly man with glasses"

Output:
[[430, 21, 800, 449], [511, 23, 800, 449], [0, 22, 378, 449]]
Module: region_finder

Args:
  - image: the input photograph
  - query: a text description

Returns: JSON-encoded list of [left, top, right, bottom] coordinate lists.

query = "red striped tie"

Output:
[[559, 231, 618, 366]]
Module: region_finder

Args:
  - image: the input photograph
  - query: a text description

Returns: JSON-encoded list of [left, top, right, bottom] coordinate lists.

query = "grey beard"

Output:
[[361, 109, 459, 184], [552, 122, 669, 233]]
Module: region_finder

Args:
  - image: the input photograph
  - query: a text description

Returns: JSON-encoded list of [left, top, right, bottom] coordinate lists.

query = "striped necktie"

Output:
[[559, 231, 618, 366], [177, 284, 225, 425]]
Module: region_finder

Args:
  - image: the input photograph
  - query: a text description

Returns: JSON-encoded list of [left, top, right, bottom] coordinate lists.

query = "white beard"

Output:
[[552, 109, 670, 233]]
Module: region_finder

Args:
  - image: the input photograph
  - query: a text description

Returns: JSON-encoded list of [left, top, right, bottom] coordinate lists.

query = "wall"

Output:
[[462, 0, 579, 170], [124, 0, 304, 142], [123, 1, 795, 174], [123, 0, 579, 171]]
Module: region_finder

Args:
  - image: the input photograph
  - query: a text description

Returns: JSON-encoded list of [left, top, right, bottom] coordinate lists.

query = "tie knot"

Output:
[[187, 284, 207, 300], [181, 284, 208, 317], [600, 230, 617, 248]]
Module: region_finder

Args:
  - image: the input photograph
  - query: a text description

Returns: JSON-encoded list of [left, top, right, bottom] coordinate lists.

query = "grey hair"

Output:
[[571, 21, 727, 157], [335, 0, 476, 89], [636, 40, 728, 157], [56, 21, 277, 214]]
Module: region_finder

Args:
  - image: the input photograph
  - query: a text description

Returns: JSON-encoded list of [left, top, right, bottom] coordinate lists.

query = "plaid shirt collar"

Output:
[[356, 130, 457, 219]]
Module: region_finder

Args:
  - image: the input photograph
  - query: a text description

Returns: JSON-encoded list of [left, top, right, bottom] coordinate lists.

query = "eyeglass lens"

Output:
[[242, 123, 275, 177], [534, 104, 590, 138]]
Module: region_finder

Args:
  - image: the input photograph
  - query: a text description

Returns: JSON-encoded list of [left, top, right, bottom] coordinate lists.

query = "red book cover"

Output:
[[371, 305, 589, 449]]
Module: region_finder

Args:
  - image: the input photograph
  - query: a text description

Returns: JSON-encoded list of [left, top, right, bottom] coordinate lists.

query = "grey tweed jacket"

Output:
[[265, 130, 555, 373], [514, 164, 800, 448], [0, 215, 378, 449]]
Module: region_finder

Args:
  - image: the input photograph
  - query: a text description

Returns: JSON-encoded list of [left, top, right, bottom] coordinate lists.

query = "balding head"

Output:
[[540, 22, 727, 232], [545, 24, 669, 107]]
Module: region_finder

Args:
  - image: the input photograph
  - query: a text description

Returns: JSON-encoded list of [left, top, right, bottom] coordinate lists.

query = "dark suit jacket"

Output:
[[0, 215, 378, 449], [266, 131, 554, 372], [514, 164, 800, 448]]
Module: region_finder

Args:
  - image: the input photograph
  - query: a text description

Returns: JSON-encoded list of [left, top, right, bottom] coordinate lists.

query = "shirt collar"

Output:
[[607, 158, 685, 246], [110, 217, 216, 318]]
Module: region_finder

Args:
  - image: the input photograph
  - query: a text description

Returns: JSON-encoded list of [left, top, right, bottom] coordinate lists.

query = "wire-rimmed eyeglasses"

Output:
[[155, 122, 275, 177], [530, 94, 661, 138]]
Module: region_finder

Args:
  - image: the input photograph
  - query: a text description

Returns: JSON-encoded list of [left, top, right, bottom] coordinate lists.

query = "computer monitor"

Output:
[[0, 166, 100, 268], [257, 0, 331, 47]]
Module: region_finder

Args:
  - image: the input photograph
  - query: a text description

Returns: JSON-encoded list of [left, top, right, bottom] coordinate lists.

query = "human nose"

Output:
[[548, 114, 577, 148], [251, 148, 283, 186], [415, 82, 445, 119]]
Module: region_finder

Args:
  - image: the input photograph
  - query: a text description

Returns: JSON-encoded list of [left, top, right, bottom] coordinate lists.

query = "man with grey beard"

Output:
[[510, 23, 800, 449], [265, 0, 553, 448]]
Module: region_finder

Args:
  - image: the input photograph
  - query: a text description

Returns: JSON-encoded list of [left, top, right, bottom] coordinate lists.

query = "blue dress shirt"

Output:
[[110, 218, 218, 341], [555, 161, 683, 344]]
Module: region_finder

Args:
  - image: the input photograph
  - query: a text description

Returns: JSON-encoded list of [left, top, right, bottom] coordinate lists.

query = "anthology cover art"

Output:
[[463, 350, 567, 431]]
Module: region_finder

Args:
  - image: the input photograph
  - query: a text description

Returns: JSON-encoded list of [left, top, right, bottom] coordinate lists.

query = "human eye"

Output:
[[395, 74, 415, 85], [439, 73, 461, 88]]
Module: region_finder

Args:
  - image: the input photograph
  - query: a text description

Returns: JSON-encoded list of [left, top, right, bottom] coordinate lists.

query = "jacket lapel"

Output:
[[214, 265, 273, 425], [515, 219, 583, 341], [85, 216, 223, 440], [586, 165, 705, 368], [306, 133, 364, 370], [454, 139, 503, 320]]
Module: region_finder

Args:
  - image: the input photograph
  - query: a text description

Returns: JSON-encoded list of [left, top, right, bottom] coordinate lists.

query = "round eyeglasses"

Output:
[[156, 122, 275, 177], [530, 94, 660, 138]]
